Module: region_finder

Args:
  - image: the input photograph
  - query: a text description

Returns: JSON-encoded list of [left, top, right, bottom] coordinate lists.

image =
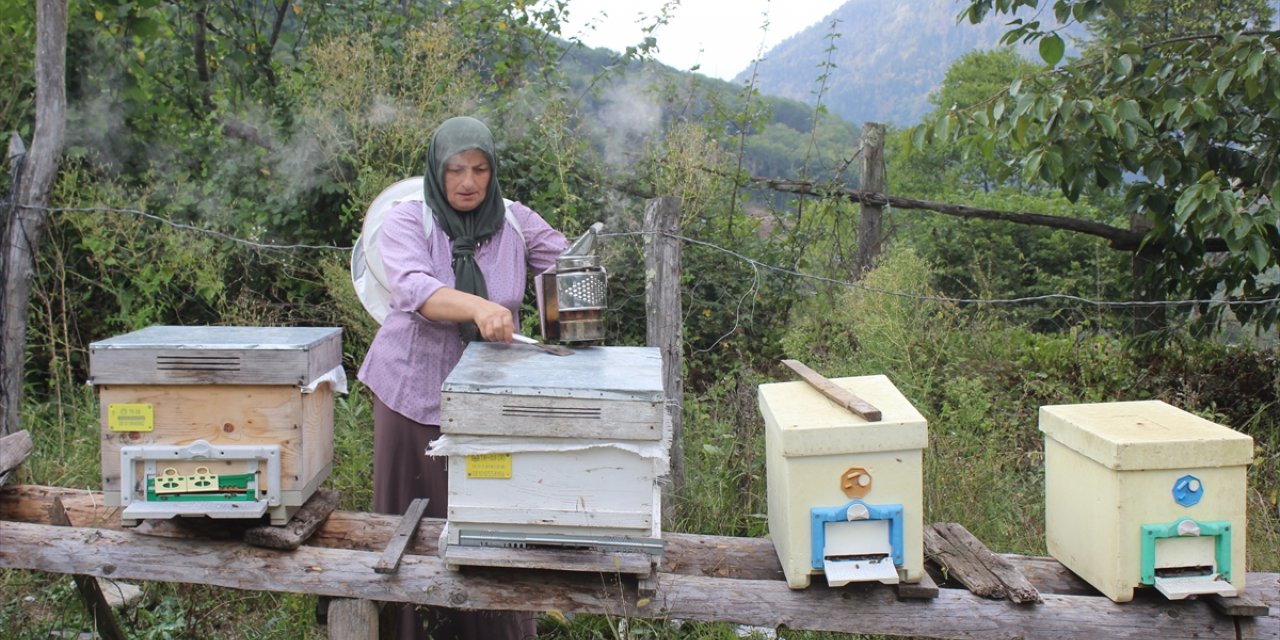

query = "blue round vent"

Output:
[[1172, 474, 1204, 507]]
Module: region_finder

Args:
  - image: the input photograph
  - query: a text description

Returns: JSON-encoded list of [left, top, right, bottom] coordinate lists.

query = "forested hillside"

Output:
[[737, 0, 1085, 125]]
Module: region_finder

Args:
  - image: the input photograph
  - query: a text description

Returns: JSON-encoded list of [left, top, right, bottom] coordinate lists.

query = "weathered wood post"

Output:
[[854, 122, 885, 277], [326, 599, 379, 640], [644, 196, 684, 519], [2, 0, 67, 436]]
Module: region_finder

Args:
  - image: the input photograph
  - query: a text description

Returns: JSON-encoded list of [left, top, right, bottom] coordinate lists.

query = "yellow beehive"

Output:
[[91, 326, 343, 526], [760, 374, 927, 589], [1040, 400, 1253, 602]]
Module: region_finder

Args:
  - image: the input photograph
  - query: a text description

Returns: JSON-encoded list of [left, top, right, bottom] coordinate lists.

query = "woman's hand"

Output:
[[419, 288, 514, 342], [471, 299, 514, 343]]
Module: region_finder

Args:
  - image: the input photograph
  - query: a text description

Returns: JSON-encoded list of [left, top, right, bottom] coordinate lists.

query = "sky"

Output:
[[560, 0, 848, 81]]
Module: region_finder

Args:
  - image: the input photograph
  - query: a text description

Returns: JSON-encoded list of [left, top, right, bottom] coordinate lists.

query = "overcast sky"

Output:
[[560, 0, 848, 81]]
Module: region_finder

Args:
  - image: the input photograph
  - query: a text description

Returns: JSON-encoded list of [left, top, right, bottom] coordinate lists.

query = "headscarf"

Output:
[[423, 116, 506, 341]]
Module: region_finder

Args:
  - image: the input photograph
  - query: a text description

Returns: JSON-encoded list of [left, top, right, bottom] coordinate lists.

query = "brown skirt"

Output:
[[372, 395, 537, 640]]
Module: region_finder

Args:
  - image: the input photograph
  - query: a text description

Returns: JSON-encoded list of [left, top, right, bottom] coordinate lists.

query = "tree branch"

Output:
[[754, 177, 1231, 252]]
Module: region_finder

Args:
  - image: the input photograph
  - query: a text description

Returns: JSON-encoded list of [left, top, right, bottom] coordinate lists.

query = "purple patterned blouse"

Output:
[[357, 199, 568, 424]]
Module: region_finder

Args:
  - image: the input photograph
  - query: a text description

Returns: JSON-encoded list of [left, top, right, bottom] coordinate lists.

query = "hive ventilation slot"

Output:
[[500, 404, 602, 420], [156, 355, 241, 372]]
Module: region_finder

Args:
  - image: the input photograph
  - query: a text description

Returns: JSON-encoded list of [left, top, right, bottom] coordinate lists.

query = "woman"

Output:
[[358, 116, 568, 640]]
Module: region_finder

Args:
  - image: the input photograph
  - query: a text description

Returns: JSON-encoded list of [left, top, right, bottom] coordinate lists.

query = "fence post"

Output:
[[2, 0, 68, 437], [854, 122, 885, 276], [326, 598, 378, 640], [644, 196, 684, 520]]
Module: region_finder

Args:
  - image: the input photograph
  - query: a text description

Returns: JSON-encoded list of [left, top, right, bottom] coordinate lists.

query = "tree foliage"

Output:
[[920, 0, 1280, 329]]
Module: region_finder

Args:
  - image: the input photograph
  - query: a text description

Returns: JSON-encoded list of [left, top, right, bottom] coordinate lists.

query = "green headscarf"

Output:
[[423, 116, 506, 341]]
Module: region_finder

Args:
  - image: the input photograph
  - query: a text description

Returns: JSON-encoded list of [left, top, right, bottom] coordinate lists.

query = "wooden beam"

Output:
[[0, 429, 34, 482], [925, 522, 1042, 604], [2, 520, 1272, 640], [48, 499, 127, 640], [245, 488, 341, 550], [2, 485, 1274, 617], [781, 359, 882, 421], [374, 497, 427, 574]]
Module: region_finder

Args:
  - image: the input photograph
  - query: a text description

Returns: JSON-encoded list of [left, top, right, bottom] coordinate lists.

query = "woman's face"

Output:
[[443, 148, 491, 212]]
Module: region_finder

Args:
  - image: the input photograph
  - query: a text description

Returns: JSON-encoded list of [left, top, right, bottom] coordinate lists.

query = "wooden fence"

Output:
[[1, 485, 1276, 640]]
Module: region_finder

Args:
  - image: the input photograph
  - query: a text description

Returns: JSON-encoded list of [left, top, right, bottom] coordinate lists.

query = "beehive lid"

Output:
[[1039, 401, 1254, 470], [758, 375, 927, 456], [443, 343, 664, 402], [90, 325, 343, 386]]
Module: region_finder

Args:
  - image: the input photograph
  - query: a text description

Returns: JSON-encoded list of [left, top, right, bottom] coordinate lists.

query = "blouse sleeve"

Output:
[[379, 200, 447, 313], [511, 202, 569, 272]]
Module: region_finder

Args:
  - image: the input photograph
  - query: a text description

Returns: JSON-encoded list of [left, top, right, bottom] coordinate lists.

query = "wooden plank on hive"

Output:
[[780, 359, 882, 421], [924, 522, 1043, 604]]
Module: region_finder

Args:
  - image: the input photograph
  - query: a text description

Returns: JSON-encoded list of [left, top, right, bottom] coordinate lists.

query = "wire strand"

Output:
[[25, 204, 1280, 310]]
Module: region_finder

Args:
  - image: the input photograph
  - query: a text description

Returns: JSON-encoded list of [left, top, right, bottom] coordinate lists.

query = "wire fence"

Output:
[[21, 203, 1280, 311]]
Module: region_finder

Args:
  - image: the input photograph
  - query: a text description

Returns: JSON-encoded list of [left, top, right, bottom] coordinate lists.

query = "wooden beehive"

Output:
[[759, 374, 928, 589], [1041, 400, 1252, 602], [435, 342, 668, 572], [90, 325, 343, 526]]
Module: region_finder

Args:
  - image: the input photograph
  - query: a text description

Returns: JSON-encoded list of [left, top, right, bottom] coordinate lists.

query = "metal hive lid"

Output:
[[89, 325, 341, 350], [88, 325, 344, 386], [443, 343, 664, 402]]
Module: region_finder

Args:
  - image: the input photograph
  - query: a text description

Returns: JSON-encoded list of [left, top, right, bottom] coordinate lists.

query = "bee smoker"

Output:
[[539, 222, 606, 342]]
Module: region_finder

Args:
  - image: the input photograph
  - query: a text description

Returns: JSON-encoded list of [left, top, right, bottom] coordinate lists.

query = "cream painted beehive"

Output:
[[91, 326, 343, 526], [1041, 400, 1253, 603], [760, 374, 927, 589], [434, 343, 668, 570]]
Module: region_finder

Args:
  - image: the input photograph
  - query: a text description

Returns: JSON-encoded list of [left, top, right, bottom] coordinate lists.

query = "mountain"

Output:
[[735, 0, 1085, 127]]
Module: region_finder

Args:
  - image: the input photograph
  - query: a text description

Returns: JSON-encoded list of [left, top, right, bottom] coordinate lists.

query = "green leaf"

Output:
[[1024, 148, 1044, 182], [1095, 112, 1117, 137], [911, 125, 927, 152], [1173, 185, 1201, 225], [1097, 164, 1122, 188], [1246, 51, 1264, 78], [1014, 115, 1030, 145], [1116, 100, 1141, 123], [1112, 54, 1132, 77], [1043, 148, 1063, 180], [1039, 33, 1065, 67], [1247, 235, 1270, 272], [1216, 69, 1235, 97], [1119, 122, 1137, 149]]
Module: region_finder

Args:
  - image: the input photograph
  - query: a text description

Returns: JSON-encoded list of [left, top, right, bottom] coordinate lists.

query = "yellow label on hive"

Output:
[[465, 453, 512, 479], [108, 403, 154, 432]]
